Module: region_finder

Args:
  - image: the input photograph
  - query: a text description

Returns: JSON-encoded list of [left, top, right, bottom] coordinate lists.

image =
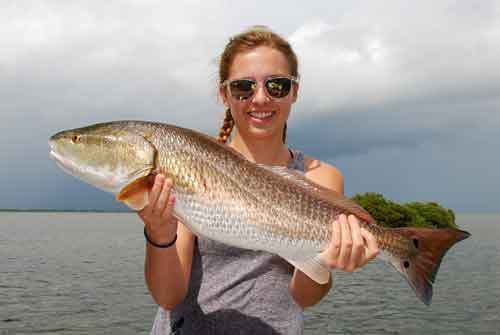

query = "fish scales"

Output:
[[49, 120, 470, 305], [66, 121, 451, 259], [133, 122, 334, 252]]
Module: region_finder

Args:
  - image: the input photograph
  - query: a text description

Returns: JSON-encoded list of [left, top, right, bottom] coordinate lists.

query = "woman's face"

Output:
[[220, 46, 298, 141]]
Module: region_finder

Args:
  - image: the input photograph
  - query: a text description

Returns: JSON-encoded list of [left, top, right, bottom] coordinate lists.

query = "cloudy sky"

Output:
[[1, 0, 499, 213]]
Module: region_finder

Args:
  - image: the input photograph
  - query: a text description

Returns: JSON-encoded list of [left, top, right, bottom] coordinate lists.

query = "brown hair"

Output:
[[216, 26, 298, 144]]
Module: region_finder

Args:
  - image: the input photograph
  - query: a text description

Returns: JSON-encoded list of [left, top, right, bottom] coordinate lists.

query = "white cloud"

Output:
[[289, 3, 500, 117], [289, 21, 334, 45], [1, 1, 499, 132]]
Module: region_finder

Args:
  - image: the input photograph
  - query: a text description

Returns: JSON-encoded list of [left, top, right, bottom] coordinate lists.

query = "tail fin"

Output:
[[388, 227, 470, 305]]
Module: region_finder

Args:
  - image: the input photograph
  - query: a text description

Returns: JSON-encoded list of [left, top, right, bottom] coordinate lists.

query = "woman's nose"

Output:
[[251, 84, 270, 104]]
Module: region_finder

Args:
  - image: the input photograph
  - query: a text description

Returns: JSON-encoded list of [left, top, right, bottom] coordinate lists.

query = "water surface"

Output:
[[0, 213, 498, 334]]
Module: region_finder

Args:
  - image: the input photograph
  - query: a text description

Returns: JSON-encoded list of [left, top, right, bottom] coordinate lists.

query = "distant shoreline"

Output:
[[0, 209, 132, 213]]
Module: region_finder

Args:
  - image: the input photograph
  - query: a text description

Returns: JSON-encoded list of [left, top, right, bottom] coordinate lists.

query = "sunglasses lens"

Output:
[[265, 78, 292, 98], [229, 80, 256, 100]]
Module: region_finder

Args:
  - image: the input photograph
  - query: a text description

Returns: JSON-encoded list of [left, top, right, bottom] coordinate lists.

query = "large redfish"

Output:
[[48, 121, 470, 305]]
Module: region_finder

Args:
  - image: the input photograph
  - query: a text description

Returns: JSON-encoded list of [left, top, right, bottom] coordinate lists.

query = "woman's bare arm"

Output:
[[141, 175, 195, 310]]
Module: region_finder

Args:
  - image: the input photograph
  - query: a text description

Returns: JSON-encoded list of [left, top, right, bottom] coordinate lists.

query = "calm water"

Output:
[[0, 213, 498, 335]]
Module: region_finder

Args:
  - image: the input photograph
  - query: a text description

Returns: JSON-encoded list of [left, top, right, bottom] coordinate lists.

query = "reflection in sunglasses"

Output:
[[224, 76, 298, 101]]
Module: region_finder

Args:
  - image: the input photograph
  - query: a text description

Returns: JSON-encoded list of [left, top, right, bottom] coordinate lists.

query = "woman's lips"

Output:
[[247, 111, 275, 123]]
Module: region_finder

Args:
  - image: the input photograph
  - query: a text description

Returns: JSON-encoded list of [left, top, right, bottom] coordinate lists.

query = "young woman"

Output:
[[141, 26, 379, 335]]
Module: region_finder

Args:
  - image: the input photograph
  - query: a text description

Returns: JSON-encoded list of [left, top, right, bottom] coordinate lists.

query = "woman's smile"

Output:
[[247, 110, 276, 123]]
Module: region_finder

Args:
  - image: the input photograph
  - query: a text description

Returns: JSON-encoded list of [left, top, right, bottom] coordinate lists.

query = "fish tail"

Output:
[[387, 227, 470, 305]]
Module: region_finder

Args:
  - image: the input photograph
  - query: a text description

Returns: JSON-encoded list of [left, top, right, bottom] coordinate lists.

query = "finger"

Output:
[[319, 217, 341, 269], [361, 228, 380, 262], [338, 214, 352, 269], [138, 175, 162, 220], [148, 174, 165, 211], [330, 217, 341, 258], [154, 178, 172, 214], [348, 215, 365, 270], [161, 193, 176, 222], [137, 210, 147, 221]]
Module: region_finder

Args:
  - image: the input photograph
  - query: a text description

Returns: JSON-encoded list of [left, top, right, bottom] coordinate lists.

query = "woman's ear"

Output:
[[219, 86, 229, 108], [291, 83, 299, 103]]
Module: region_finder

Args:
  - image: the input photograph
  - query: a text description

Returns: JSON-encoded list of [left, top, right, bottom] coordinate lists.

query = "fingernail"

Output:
[[169, 194, 176, 205]]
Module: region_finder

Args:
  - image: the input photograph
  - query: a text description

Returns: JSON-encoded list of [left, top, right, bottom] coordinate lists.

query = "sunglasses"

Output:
[[223, 76, 299, 101]]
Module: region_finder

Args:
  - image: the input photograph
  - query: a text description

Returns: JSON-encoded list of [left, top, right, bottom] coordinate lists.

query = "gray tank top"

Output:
[[151, 150, 306, 335]]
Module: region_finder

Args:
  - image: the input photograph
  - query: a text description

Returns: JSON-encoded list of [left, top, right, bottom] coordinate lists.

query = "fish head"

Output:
[[49, 122, 156, 195]]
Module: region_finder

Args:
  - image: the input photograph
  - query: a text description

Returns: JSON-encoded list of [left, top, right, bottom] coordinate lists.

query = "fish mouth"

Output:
[[49, 149, 58, 162], [48, 140, 64, 165], [48, 138, 81, 179], [49, 147, 77, 179], [48, 138, 58, 160]]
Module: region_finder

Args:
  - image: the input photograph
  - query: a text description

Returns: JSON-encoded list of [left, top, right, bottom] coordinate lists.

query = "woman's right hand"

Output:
[[141, 174, 193, 309], [138, 174, 178, 245]]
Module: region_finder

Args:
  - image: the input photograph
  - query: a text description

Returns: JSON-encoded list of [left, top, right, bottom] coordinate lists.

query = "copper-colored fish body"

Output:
[[49, 120, 470, 305]]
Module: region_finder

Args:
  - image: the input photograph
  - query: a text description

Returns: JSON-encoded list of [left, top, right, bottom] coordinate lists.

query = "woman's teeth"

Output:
[[249, 111, 274, 119]]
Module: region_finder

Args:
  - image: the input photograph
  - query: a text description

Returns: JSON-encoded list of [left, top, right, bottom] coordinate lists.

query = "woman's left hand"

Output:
[[319, 214, 379, 272]]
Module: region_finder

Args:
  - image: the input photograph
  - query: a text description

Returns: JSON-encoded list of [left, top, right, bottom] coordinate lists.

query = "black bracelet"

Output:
[[144, 227, 177, 249]]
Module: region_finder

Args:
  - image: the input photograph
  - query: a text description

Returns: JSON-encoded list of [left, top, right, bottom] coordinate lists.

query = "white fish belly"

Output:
[[174, 192, 324, 258]]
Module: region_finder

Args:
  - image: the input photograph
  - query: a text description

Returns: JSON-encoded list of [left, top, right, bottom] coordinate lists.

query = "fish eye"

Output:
[[71, 135, 81, 143]]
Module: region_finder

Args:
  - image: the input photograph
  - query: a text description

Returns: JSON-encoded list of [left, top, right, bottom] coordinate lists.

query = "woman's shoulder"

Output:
[[302, 154, 344, 194]]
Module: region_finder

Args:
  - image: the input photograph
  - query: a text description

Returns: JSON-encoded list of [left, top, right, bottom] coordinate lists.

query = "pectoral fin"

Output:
[[285, 255, 331, 284], [116, 176, 153, 211]]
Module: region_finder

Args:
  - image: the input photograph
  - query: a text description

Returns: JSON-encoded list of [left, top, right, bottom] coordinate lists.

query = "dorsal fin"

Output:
[[258, 164, 376, 225]]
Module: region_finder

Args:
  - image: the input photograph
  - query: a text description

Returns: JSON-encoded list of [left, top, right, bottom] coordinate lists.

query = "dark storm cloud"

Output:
[[1, 1, 499, 211], [288, 91, 500, 159]]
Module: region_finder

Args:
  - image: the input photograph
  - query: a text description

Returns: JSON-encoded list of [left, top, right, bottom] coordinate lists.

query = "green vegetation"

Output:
[[351, 192, 457, 229]]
